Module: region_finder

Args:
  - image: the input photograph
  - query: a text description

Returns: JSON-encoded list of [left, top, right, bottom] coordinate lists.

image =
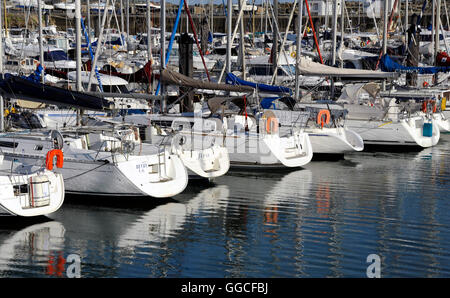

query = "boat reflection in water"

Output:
[[0, 135, 448, 277], [0, 219, 66, 277]]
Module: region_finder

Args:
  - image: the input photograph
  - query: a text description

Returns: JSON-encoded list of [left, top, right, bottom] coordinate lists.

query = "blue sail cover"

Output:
[[23, 64, 44, 83], [225, 73, 292, 94], [260, 97, 280, 109], [381, 54, 450, 74]]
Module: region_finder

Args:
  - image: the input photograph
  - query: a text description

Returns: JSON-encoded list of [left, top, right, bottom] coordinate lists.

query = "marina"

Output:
[[0, 0, 448, 282]]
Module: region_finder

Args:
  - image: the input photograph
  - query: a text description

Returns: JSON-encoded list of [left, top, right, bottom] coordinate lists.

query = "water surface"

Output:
[[0, 134, 449, 278]]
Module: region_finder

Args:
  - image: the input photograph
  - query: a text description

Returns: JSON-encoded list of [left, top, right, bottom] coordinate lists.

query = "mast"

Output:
[[432, 0, 435, 46], [331, 0, 338, 98], [147, 0, 152, 62], [238, 0, 246, 80], [87, 0, 91, 39], [270, 0, 297, 85], [273, 0, 278, 82], [0, 0, 3, 75], [382, 0, 388, 91], [444, 0, 450, 31], [264, 0, 267, 35], [435, 0, 441, 63], [295, 0, 303, 100], [75, 0, 82, 92], [87, 0, 110, 92], [126, 0, 130, 52], [260, 0, 263, 33], [405, 0, 408, 33], [340, 0, 344, 67], [75, 0, 82, 126], [226, 0, 232, 75], [120, 0, 125, 38], [38, 0, 44, 83], [435, 0, 441, 83], [331, 0, 338, 66], [0, 0, 3, 132], [160, 0, 166, 111], [210, 0, 214, 33]]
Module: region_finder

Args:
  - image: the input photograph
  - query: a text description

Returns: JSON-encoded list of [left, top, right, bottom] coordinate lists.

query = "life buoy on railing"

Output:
[[266, 117, 279, 134], [291, 51, 296, 58], [317, 109, 331, 128], [45, 149, 64, 171], [442, 97, 447, 111], [432, 100, 437, 113]]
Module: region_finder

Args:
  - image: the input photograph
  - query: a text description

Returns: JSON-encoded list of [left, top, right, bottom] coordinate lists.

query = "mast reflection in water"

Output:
[[0, 135, 449, 277]]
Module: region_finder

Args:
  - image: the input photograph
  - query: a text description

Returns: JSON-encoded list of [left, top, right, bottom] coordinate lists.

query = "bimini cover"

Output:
[[225, 73, 293, 94], [337, 82, 381, 104], [298, 57, 399, 79]]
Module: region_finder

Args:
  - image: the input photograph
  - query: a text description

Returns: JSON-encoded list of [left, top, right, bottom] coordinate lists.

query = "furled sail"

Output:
[[298, 57, 399, 79], [381, 54, 450, 74], [160, 69, 253, 93], [0, 73, 113, 111], [225, 73, 293, 94]]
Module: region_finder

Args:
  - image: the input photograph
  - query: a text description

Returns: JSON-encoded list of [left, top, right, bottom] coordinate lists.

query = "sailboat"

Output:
[[81, 115, 231, 180], [265, 97, 364, 155], [0, 150, 65, 216], [0, 130, 188, 198], [337, 83, 441, 148]]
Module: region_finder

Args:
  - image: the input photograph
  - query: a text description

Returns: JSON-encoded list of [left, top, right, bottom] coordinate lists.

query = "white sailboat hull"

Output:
[[432, 112, 450, 132], [175, 146, 230, 179], [8, 153, 188, 198], [443, 110, 450, 122], [223, 132, 313, 169], [0, 167, 64, 217], [146, 135, 230, 179], [344, 116, 440, 147], [306, 127, 364, 154]]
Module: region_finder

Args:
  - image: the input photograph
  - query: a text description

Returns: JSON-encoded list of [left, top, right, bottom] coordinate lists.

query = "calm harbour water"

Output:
[[0, 134, 449, 278]]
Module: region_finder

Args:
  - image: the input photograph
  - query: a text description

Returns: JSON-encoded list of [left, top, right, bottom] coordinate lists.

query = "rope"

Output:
[[304, 0, 323, 64], [63, 160, 110, 181], [184, 0, 211, 81], [375, 0, 400, 70]]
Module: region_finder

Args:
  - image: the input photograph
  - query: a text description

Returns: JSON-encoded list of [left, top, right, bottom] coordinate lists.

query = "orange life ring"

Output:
[[317, 109, 331, 128], [45, 149, 64, 171], [422, 101, 427, 113], [266, 117, 279, 134]]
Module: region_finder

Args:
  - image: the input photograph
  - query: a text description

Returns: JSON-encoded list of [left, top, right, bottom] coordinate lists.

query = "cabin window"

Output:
[[43, 50, 68, 62], [102, 85, 116, 93], [34, 145, 43, 151], [118, 85, 129, 93], [0, 141, 18, 148], [249, 67, 273, 76], [277, 68, 287, 76], [101, 85, 129, 93]]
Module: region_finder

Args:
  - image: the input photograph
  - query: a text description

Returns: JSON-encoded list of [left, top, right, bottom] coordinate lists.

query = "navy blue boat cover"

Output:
[[381, 54, 450, 74], [225, 73, 292, 94]]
